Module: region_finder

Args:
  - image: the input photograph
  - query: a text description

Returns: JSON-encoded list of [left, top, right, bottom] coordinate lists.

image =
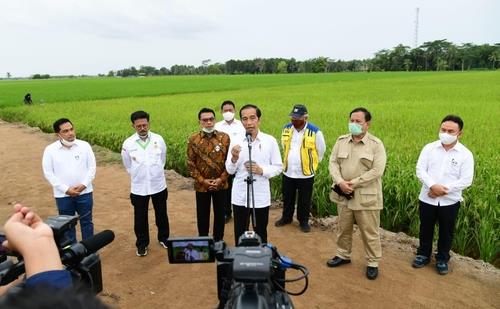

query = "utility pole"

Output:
[[414, 7, 420, 48]]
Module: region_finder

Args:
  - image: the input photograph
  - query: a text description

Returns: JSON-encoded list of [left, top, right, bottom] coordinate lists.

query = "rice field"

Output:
[[0, 71, 498, 265]]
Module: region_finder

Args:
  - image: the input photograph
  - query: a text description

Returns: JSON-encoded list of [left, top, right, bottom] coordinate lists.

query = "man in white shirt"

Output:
[[214, 100, 246, 223], [121, 111, 170, 257], [275, 104, 326, 233], [42, 118, 96, 244], [226, 104, 282, 245], [183, 243, 201, 261], [413, 115, 474, 275]]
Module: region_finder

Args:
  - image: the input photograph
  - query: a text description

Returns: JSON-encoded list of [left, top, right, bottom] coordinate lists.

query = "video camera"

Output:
[[167, 231, 309, 309], [0, 214, 114, 294]]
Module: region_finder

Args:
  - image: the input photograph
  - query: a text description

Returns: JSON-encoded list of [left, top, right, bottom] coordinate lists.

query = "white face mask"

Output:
[[60, 138, 74, 147], [223, 111, 235, 122], [202, 127, 214, 134], [439, 132, 457, 145]]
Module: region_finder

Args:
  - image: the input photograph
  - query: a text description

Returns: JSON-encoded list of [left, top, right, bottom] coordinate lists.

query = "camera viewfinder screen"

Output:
[[167, 238, 214, 263]]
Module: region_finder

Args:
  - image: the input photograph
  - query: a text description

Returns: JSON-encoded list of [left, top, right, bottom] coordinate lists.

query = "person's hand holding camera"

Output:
[[2, 204, 63, 278]]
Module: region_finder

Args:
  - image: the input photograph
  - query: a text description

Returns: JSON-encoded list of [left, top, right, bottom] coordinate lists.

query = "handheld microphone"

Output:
[[61, 230, 115, 265], [245, 131, 252, 144]]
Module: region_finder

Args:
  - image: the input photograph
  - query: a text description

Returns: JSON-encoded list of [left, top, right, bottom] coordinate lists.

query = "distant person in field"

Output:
[[42, 118, 96, 243], [187, 107, 230, 242], [412, 115, 474, 275], [214, 100, 246, 223], [121, 111, 170, 257], [225, 104, 282, 245], [275, 104, 326, 233], [327, 107, 386, 280], [24, 93, 32, 105]]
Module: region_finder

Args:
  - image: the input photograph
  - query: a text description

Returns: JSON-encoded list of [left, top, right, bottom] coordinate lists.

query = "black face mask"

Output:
[[291, 119, 305, 129]]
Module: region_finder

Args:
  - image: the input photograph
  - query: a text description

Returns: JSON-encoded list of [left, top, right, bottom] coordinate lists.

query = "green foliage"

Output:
[[0, 71, 499, 264]]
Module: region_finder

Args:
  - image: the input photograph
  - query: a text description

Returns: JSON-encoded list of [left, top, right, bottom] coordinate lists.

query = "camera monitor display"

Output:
[[167, 237, 215, 264]]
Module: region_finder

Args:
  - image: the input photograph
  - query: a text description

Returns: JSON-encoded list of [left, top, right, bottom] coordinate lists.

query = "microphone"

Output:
[[245, 131, 252, 144], [61, 230, 115, 265]]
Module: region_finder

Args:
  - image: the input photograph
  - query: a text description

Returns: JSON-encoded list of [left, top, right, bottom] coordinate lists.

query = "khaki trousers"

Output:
[[336, 204, 382, 267]]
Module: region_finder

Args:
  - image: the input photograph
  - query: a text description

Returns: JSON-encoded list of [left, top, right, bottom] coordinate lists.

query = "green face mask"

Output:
[[348, 122, 363, 136]]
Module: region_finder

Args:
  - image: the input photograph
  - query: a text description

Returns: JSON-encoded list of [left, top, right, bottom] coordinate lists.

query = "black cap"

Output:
[[289, 104, 308, 118]]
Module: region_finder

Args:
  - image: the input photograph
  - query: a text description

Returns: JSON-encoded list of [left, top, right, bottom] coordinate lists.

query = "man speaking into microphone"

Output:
[[225, 104, 282, 245]]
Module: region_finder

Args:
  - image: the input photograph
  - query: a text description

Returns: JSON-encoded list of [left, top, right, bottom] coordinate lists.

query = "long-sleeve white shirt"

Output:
[[283, 123, 326, 179], [121, 132, 167, 196], [226, 131, 282, 208], [42, 139, 96, 198], [214, 119, 246, 143], [416, 140, 474, 206]]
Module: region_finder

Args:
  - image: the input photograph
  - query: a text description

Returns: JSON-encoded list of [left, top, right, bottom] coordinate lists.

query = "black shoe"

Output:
[[274, 218, 292, 227], [366, 266, 378, 280], [436, 261, 448, 275], [136, 247, 148, 257], [326, 256, 351, 267], [412, 255, 430, 268], [224, 214, 232, 224], [300, 222, 311, 233]]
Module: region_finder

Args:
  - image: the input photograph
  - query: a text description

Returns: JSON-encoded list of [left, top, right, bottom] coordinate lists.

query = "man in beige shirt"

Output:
[[327, 107, 386, 280]]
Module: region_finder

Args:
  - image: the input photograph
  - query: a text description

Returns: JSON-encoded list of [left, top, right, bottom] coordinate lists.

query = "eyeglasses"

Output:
[[200, 117, 215, 123]]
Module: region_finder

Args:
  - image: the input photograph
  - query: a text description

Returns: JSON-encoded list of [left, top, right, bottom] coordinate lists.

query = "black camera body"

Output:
[[168, 231, 302, 309], [0, 215, 110, 294]]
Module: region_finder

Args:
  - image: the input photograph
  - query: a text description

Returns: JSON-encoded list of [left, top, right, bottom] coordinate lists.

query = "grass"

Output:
[[0, 71, 498, 265]]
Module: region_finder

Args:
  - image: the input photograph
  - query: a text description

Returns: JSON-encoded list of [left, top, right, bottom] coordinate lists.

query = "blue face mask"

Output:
[[348, 122, 363, 136]]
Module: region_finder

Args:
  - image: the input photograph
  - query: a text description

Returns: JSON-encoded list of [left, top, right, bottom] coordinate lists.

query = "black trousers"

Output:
[[417, 200, 460, 262], [224, 175, 235, 217], [281, 175, 314, 224], [130, 188, 170, 249], [233, 205, 269, 245], [196, 190, 226, 241]]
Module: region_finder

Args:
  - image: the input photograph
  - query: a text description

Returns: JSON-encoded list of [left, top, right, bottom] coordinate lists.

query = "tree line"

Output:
[[26, 40, 498, 79]]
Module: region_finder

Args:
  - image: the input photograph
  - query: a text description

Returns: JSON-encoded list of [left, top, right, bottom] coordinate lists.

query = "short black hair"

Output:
[[350, 107, 372, 122], [239, 104, 262, 119], [441, 114, 463, 130], [130, 111, 149, 123], [0, 287, 109, 309], [198, 107, 216, 120], [53, 118, 72, 133], [220, 100, 235, 110]]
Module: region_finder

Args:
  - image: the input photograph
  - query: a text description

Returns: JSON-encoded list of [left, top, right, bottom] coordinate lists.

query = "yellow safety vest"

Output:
[[281, 123, 320, 176]]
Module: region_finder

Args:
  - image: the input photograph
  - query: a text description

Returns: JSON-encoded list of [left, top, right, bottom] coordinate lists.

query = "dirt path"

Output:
[[0, 120, 498, 309]]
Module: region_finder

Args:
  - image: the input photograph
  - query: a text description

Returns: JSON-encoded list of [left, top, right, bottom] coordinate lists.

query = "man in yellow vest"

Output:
[[275, 104, 326, 232]]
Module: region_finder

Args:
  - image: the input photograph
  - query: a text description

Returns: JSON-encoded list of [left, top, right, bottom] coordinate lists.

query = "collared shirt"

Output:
[[329, 132, 386, 210], [121, 131, 167, 196], [226, 131, 282, 208], [283, 123, 326, 178], [42, 139, 96, 198], [187, 130, 230, 192], [416, 140, 474, 206], [214, 119, 246, 143]]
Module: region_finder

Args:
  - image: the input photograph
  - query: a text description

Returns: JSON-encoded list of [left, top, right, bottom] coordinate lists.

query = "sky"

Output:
[[1, 0, 498, 77]]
